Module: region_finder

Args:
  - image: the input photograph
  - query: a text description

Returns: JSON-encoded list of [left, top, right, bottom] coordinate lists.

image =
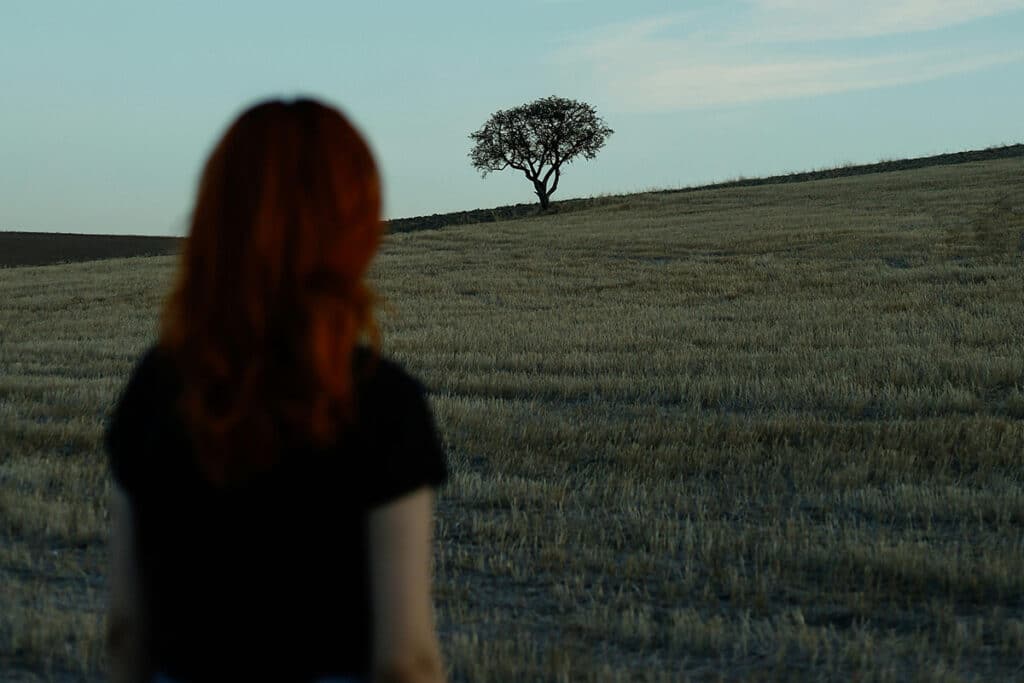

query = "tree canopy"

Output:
[[469, 96, 613, 210]]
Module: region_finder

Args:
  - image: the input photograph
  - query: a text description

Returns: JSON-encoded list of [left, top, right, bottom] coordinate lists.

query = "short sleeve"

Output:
[[104, 348, 158, 495], [363, 370, 449, 509]]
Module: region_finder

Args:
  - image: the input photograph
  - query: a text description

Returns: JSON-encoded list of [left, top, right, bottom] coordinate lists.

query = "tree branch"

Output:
[[541, 149, 561, 184], [526, 157, 539, 179]]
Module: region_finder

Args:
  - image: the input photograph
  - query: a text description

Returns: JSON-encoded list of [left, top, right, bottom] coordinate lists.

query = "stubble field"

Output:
[[1, 157, 1023, 681]]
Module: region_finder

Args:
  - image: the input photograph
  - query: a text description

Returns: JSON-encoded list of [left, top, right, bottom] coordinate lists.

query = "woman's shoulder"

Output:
[[143, 342, 432, 420], [143, 343, 419, 389], [354, 346, 428, 397], [352, 348, 448, 506]]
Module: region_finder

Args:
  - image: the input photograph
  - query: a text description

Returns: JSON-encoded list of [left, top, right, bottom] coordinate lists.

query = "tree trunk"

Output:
[[534, 180, 551, 210]]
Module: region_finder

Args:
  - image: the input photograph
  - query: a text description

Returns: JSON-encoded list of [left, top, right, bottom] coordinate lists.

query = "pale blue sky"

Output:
[[2, 0, 1022, 236]]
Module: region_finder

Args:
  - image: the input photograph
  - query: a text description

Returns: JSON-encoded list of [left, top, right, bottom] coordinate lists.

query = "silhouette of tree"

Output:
[[469, 96, 613, 210]]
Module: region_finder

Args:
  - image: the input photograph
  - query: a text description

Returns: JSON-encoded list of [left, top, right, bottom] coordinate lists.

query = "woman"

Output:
[[104, 98, 448, 683]]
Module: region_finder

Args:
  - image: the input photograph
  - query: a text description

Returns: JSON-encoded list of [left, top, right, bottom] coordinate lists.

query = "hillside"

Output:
[[1, 143, 1021, 270], [1, 151, 1023, 680]]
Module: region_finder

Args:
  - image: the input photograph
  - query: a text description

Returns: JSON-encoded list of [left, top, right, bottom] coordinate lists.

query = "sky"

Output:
[[2, 0, 1022, 237]]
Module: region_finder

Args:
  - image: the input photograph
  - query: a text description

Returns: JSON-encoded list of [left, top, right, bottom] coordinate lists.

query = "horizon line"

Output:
[[3, 140, 1022, 238]]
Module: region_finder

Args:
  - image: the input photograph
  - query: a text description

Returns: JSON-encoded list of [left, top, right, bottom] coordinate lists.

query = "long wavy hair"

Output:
[[157, 97, 388, 487]]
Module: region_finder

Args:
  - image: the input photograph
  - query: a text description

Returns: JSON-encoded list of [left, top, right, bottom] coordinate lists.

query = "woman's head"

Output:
[[158, 97, 388, 485]]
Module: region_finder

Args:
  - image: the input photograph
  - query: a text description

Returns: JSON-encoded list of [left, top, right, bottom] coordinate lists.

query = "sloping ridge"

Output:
[[385, 143, 1024, 233], [1, 143, 1021, 269]]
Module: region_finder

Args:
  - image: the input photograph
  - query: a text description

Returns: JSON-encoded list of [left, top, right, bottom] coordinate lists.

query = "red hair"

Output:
[[157, 97, 387, 486]]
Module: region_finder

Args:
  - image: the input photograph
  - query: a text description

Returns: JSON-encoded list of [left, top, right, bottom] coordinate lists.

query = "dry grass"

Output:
[[1, 157, 1022, 681]]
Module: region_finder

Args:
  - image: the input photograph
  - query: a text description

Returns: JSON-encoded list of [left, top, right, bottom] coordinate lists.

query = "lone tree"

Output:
[[469, 96, 613, 210]]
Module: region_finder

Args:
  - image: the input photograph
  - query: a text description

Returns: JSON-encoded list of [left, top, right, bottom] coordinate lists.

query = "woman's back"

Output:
[[105, 345, 448, 681]]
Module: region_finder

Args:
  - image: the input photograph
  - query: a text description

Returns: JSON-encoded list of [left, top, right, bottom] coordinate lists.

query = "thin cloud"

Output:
[[741, 0, 1024, 42], [618, 50, 1023, 111], [553, 3, 1024, 112]]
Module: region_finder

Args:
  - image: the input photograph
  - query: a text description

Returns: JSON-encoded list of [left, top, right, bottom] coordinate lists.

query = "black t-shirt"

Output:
[[104, 344, 448, 681]]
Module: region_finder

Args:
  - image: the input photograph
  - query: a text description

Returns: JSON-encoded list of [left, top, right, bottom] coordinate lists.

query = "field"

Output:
[[1, 156, 1023, 681]]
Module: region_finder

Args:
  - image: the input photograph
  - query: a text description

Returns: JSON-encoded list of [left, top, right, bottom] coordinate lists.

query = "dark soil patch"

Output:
[[0, 232, 183, 270]]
